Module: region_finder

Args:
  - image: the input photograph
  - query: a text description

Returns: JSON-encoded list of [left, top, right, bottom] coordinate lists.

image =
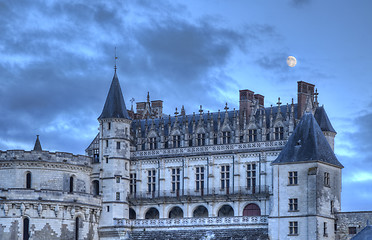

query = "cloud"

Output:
[[289, 0, 311, 7]]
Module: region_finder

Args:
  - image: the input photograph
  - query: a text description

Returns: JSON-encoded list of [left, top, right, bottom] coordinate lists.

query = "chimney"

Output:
[[254, 94, 265, 107], [239, 89, 254, 122], [151, 100, 163, 118], [297, 81, 315, 119]]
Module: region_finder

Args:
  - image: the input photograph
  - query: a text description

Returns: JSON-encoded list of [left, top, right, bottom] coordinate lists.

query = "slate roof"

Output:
[[33, 135, 42, 151], [351, 225, 372, 240], [314, 106, 336, 133], [98, 71, 130, 119], [272, 112, 343, 168]]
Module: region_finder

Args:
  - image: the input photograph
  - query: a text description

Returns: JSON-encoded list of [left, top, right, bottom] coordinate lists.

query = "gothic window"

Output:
[[172, 135, 180, 148], [195, 167, 205, 194], [149, 137, 157, 150], [243, 203, 261, 216], [288, 171, 298, 185], [145, 207, 159, 219], [69, 176, 74, 193], [197, 133, 205, 146], [171, 168, 181, 193], [221, 165, 230, 192], [92, 180, 99, 196], [289, 221, 298, 235], [130, 173, 137, 195], [222, 131, 230, 144], [129, 208, 136, 220], [23, 217, 30, 240], [93, 149, 99, 163], [218, 205, 234, 217], [75, 217, 80, 240], [324, 172, 330, 187], [116, 192, 120, 200], [26, 172, 31, 189], [248, 129, 257, 142], [247, 163, 256, 193], [147, 170, 156, 193], [274, 127, 284, 140], [169, 206, 183, 219], [193, 205, 208, 218], [289, 198, 298, 211]]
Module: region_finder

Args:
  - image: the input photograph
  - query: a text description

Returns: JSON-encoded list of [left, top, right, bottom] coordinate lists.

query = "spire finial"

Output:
[[33, 135, 42, 151], [130, 97, 135, 111], [174, 107, 179, 116], [314, 88, 319, 107], [199, 105, 203, 115], [114, 47, 118, 72], [147, 92, 150, 103], [224, 102, 229, 112]]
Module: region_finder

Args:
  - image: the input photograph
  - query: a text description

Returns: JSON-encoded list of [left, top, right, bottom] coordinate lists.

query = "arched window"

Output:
[[70, 176, 74, 193], [243, 203, 261, 216], [23, 217, 30, 240], [218, 204, 234, 217], [145, 207, 159, 219], [75, 217, 80, 240], [193, 205, 208, 218], [129, 208, 136, 220], [92, 180, 99, 196], [169, 206, 183, 219], [26, 172, 31, 189]]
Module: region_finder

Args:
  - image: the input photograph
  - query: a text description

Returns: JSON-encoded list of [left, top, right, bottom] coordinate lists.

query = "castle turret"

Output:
[[98, 69, 132, 229], [269, 112, 343, 240]]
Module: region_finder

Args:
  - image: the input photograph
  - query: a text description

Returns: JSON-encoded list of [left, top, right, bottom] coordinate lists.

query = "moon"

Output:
[[287, 56, 297, 67]]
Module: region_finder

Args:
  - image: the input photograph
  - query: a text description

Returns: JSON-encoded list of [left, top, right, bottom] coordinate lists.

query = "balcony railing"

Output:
[[128, 185, 270, 200], [114, 216, 268, 228]]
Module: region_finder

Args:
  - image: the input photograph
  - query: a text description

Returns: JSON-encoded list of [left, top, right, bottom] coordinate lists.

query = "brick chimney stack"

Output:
[[297, 81, 315, 119], [239, 89, 254, 122]]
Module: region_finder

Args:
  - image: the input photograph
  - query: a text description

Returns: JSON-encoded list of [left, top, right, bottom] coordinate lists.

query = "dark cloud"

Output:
[[290, 0, 311, 7]]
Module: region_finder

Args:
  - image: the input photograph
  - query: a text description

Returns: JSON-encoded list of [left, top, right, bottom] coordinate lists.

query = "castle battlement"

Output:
[[0, 150, 92, 166]]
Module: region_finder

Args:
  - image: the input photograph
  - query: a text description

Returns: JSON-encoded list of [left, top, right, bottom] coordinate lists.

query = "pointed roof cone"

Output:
[[314, 106, 336, 133], [33, 135, 42, 151], [99, 71, 130, 119], [272, 112, 343, 168]]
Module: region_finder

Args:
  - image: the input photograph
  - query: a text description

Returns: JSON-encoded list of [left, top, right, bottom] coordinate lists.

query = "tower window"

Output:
[[26, 172, 31, 189], [348, 227, 357, 234], [106, 206, 110, 212], [23, 217, 30, 240], [69, 176, 74, 193], [116, 177, 120, 183], [108, 122, 111, 130], [105, 140, 109, 148], [75, 217, 80, 240], [117, 142, 120, 150], [289, 198, 298, 211], [116, 192, 120, 200], [289, 221, 298, 235], [324, 172, 330, 187], [288, 171, 298, 185], [323, 222, 328, 237]]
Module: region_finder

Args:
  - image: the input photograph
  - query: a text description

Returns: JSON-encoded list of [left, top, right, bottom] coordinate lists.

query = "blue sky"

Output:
[[0, 0, 371, 211]]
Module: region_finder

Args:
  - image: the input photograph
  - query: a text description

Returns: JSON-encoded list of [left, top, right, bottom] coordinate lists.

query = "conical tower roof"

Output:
[[272, 112, 343, 168], [98, 71, 130, 120], [33, 135, 42, 151]]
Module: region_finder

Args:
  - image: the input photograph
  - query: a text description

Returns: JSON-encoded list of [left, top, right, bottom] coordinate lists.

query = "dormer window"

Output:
[[197, 133, 205, 146], [149, 137, 157, 150], [248, 129, 257, 142], [222, 131, 230, 144], [274, 127, 284, 140], [172, 135, 180, 148]]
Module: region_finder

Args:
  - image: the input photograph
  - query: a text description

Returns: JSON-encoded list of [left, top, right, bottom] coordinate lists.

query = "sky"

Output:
[[0, 0, 371, 212]]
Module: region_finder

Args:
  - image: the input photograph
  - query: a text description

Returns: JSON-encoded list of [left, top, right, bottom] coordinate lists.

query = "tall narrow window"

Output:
[[75, 217, 80, 240], [69, 176, 74, 193], [195, 167, 205, 194], [92, 180, 99, 196], [221, 165, 230, 192], [116, 192, 120, 200], [116, 142, 120, 150], [147, 170, 156, 193], [197, 133, 205, 146], [324, 172, 330, 187], [331, 201, 334, 214], [289, 198, 298, 211], [248, 129, 257, 142], [247, 163, 256, 193], [93, 149, 99, 163], [289, 221, 298, 235], [222, 131, 230, 144], [274, 127, 284, 140], [172, 168, 181, 193], [323, 222, 328, 237], [288, 171, 298, 185], [23, 218, 30, 240], [26, 172, 31, 189], [130, 173, 137, 195], [149, 137, 157, 150], [108, 122, 111, 130], [105, 140, 109, 148], [172, 135, 180, 148]]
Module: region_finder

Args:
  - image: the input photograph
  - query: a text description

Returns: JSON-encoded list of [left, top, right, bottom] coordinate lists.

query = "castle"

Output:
[[0, 68, 371, 240]]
